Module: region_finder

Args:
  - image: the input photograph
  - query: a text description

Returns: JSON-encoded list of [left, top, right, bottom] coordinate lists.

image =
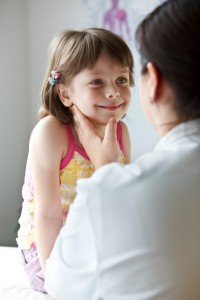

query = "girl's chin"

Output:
[[89, 117, 121, 127]]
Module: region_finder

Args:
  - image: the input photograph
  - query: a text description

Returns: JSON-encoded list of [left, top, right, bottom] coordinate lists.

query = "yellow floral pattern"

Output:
[[60, 152, 95, 222], [17, 152, 96, 249]]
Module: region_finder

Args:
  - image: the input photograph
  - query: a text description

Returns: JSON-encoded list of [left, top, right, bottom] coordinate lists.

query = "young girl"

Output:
[[16, 27, 134, 293]]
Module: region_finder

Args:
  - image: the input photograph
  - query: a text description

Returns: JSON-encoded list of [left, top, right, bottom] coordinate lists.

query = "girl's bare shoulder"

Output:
[[32, 116, 67, 137], [30, 116, 69, 154]]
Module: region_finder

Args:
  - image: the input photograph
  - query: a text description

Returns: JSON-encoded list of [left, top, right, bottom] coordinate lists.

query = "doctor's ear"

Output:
[[146, 62, 162, 102], [56, 84, 72, 107]]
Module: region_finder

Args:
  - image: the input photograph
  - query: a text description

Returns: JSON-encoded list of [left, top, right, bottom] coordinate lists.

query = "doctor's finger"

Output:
[[72, 106, 96, 139], [104, 118, 118, 144]]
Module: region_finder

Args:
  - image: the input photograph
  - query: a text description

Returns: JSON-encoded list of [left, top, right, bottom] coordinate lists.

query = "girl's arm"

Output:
[[29, 116, 67, 274], [120, 121, 131, 163]]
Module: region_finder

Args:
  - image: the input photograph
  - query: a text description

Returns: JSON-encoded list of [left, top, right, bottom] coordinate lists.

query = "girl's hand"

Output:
[[72, 105, 121, 169]]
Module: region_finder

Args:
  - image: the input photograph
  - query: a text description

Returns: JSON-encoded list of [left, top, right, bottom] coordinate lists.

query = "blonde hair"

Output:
[[40, 28, 134, 123]]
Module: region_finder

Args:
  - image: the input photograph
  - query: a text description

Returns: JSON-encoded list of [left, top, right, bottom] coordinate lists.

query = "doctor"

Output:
[[45, 0, 200, 299]]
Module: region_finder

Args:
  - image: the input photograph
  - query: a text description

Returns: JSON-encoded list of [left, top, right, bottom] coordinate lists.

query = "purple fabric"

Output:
[[20, 246, 47, 293]]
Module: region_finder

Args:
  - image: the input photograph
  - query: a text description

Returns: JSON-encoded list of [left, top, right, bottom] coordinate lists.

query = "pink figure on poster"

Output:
[[103, 0, 131, 42]]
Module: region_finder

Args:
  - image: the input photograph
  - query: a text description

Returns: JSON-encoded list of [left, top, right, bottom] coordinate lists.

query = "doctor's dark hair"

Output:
[[135, 0, 200, 119], [40, 28, 134, 123]]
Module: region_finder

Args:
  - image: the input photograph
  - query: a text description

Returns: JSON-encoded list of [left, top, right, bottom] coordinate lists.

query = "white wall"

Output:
[[0, 0, 30, 246], [27, 0, 86, 126], [0, 0, 159, 246]]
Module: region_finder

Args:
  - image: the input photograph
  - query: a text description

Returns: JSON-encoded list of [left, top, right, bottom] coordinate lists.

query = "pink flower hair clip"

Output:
[[48, 70, 62, 86]]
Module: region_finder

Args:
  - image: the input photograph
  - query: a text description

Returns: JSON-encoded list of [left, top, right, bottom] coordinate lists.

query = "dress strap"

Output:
[[60, 124, 75, 169], [117, 122, 125, 155], [65, 124, 75, 146]]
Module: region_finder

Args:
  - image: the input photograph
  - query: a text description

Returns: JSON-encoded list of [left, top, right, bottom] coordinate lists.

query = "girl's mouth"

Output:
[[98, 104, 122, 110]]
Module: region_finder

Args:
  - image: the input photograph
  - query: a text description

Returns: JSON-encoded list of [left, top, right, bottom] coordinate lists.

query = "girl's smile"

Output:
[[97, 103, 123, 110]]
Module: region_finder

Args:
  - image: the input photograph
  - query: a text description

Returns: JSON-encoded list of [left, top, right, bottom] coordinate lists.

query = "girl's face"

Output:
[[66, 53, 131, 128]]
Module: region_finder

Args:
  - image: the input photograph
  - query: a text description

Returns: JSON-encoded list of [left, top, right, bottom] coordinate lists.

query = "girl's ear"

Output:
[[56, 84, 72, 107], [146, 62, 162, 102]]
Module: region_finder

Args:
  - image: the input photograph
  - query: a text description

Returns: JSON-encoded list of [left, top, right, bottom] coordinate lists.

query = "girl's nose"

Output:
[[105, 88, 120, 99]]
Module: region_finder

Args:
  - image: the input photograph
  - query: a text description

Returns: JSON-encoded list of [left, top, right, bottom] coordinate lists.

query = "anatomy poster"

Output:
[[82, 0, 165, 48]]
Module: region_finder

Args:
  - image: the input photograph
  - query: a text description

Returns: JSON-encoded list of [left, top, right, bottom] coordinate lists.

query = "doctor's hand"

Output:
[[72, 105, 121, 170]]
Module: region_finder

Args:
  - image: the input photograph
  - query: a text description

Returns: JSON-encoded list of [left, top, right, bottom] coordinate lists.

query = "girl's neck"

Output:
[[72, 123, 107, 149], [93, 124, 107, 138]]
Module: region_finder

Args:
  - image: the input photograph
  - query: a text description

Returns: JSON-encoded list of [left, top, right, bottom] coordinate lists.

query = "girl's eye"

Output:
[[90, 79, 103, 85], [117, 77, 128, 84]]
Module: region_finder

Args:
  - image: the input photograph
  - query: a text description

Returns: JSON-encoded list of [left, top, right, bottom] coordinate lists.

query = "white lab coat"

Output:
[[45, 119, 200, 300]]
